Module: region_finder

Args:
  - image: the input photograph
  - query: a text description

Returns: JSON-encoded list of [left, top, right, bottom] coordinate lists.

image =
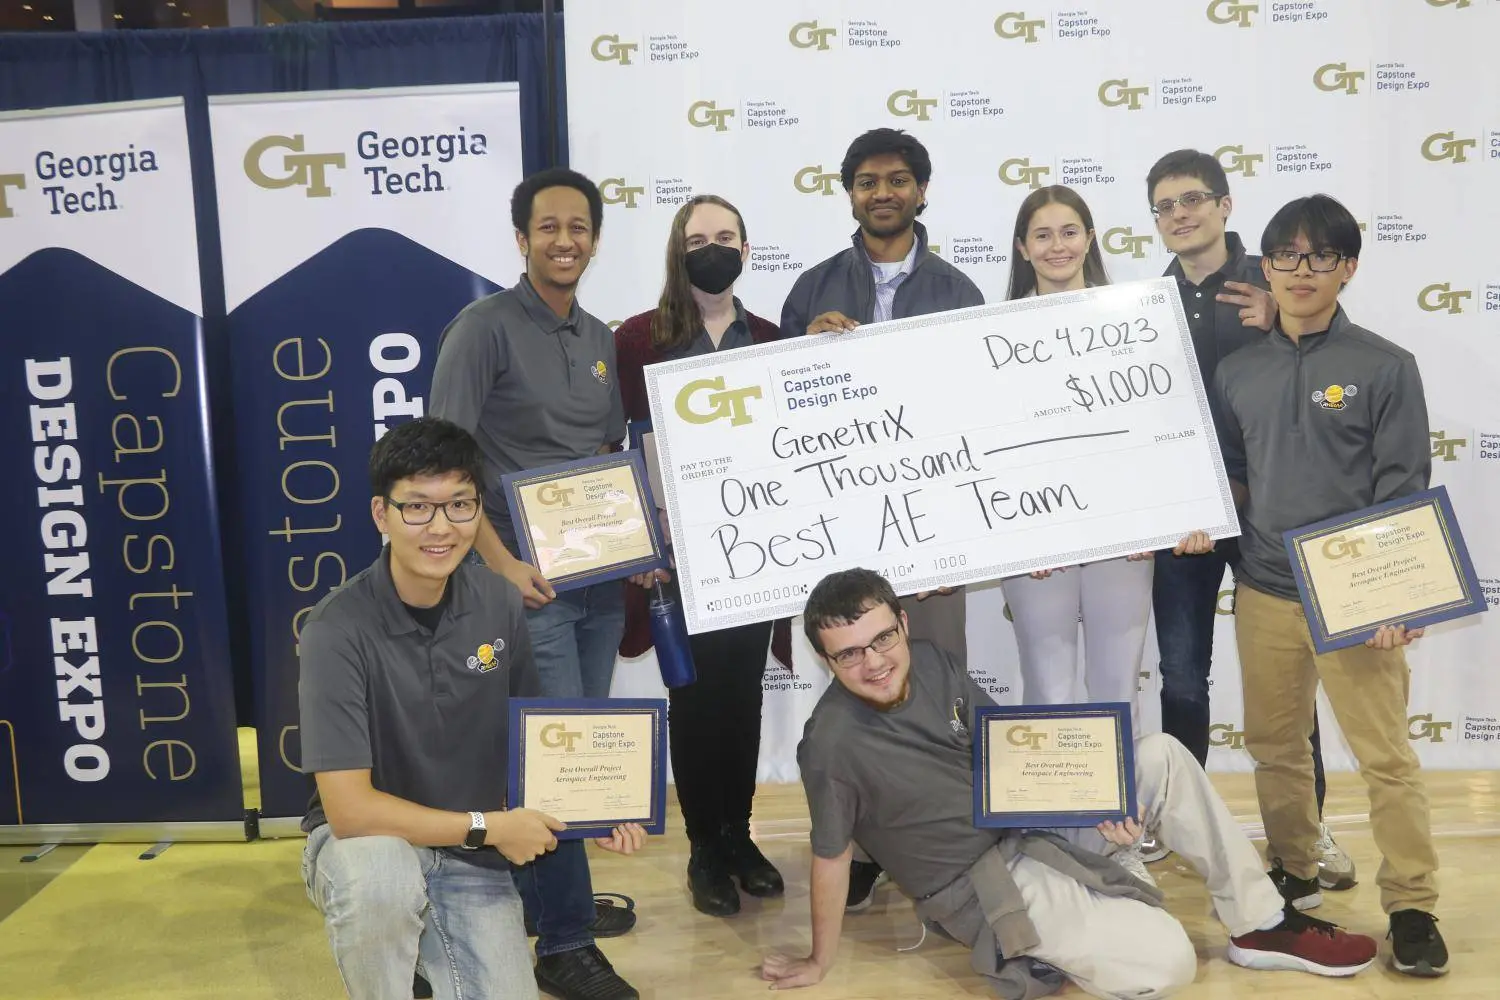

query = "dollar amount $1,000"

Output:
[[1064, 364, 1173, 413]]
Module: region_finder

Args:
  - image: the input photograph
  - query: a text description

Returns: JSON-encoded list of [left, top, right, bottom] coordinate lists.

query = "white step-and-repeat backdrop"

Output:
[[569, 0, 1500, 779]]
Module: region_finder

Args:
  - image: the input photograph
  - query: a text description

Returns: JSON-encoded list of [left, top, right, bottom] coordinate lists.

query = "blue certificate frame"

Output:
[[507, 698, 668, 840], [501, 451, 668, 592], [972, 703, 1136, 829], [1283, 486, 1486, 654]]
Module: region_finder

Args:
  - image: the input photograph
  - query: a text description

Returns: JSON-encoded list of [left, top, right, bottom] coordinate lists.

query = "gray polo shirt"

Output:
[[298, 550, 540, 865], [664, 298, 753, 361], [1215, 307, 1431, 601], [798, 640, 1003, 899], [430, 275, 626, 550]]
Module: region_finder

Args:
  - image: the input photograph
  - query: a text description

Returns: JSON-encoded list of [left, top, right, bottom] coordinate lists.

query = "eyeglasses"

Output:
[[1266, 249, 1347, 272], [385, 496, 482, 525], [826, 624, 904, 670], [1150, 190, 1222, 218]]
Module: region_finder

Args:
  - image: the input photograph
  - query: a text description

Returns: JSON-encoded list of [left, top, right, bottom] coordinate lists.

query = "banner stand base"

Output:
[[0, 820, 252, 847], [256, 815, 309, 840]]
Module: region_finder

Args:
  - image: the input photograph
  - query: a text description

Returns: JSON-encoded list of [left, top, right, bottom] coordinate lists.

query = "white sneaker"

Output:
[[1113, 845, 1158, 888], [1314, 823, 1358, 891]]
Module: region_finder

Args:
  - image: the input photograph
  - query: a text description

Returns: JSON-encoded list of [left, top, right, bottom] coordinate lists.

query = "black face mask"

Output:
[[684, 242, 743, 295]]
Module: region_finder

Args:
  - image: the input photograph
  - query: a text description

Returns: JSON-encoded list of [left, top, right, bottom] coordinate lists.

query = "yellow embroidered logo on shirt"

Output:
[[467, 638, 506, 673], [1311, 384, 1358, 410], [593, 360, 609, 385]]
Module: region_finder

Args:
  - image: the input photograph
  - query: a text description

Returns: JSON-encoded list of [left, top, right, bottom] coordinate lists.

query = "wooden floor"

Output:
[[588, 770, 1500, 999], [0, 770, 1495, 998]]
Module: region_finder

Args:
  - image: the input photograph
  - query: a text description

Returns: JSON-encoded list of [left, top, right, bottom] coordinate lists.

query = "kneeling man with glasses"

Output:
[[297, 417, 644, 1000]]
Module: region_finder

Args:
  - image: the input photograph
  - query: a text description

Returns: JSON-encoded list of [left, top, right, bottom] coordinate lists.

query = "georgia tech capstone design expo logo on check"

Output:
[[675, 376, 763, 426]]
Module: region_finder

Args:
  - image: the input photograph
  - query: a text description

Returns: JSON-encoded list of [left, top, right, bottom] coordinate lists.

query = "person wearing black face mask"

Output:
[[615, 194, 790, 919]]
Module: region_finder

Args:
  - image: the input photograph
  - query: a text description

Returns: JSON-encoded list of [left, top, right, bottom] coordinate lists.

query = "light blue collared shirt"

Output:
[[869, 239, 919, 323]]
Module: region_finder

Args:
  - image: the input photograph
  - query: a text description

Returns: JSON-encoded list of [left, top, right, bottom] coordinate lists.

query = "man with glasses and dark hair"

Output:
[[1142, 150, 1351, 890], [760, 567, 1376, 997], [1214, 194, 1447, 978], [297, 417, 644, 1000], [779, 125, 984, 913], [430, 167, 640, 1000]]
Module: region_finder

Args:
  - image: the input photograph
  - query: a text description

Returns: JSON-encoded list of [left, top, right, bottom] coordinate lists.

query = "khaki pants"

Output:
[[1233, 584, 1438, 913]]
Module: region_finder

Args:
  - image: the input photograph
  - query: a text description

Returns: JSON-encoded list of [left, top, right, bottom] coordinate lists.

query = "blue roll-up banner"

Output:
[[0, 99, 243, 841], [208, 84, 524, 825]]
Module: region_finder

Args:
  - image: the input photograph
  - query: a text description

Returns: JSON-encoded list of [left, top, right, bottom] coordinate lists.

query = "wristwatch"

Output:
[[461, 811, 486, 850]]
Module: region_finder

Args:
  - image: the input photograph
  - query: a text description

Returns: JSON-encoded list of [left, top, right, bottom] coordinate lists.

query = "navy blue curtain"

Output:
[[0, 16, 567, 724]]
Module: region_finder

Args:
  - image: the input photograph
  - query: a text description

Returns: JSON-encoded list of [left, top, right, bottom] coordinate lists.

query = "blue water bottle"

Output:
[[649, 579, 697, 688]]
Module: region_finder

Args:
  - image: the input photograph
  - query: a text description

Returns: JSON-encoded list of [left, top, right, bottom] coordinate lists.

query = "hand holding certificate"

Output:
[[501, 452, 669, 593], [508, 698, 668, 841], [1284, 486, 1487, 652], [973, 704, 1137, 828]]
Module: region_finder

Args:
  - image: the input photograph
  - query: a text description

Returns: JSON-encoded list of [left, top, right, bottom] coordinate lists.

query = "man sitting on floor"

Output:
[[761, 568, 1377, 999]]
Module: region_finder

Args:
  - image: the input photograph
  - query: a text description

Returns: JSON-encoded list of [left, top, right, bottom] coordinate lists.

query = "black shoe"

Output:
[[412, 972, 433, 998], [687, 840, 740, 917], [1388, 909, 1449, 977], [722, 827, 785, 899], [535, 945, 639, 1000], [524, 895, 637, 939], [1268, 858, 1323, 911], [846, 859, 886, 912]]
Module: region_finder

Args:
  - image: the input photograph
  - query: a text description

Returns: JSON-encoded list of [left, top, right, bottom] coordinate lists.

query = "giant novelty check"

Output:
[[643, 278, 1239, 633]]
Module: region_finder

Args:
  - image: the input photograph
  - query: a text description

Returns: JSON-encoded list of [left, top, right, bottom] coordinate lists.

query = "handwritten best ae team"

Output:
[[294, 128, 1448, 1000]]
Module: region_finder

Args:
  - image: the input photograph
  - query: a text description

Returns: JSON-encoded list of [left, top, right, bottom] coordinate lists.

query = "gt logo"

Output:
[[1208, 723, 1245, 749], [1103, 227, 1154, 258], [1098, 79, 1150, 109], [0, 173, 24, 218], [537, 483, 576, 507], [998, 157, 1051, 188], [1430, 430, 1468, 462], [1320, 534, 1367, 560], [1206, 0, 1258, 26], [674, 376, 763, 426], [789, 21, 837, 50], [1216, 144, 1264, 177], [590, 35, 638, 64], [1418, 282, 1472, 314], [1006, 725, 1048, 750], [539, 723, 584, 751], [244, 134, 346, 198], [1426, 0, 1471, 7], [1408, 714, 1453, 742], [1314, 63, 1366, 95], [994, 12, 1045, 42], [794, 165, 841, 195], [688, 101, 735, 131], [888, 90, 939, 121], [598, 177, 644, 208], [1421, 132, 1478, 163]]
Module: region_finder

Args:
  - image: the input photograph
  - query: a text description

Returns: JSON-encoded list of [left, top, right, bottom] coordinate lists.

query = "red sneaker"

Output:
[[1228, 907, 1377, 977]]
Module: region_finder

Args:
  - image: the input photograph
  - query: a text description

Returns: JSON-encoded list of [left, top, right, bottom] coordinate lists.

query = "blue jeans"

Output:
[[1153, 547, 1326, 811], [302, 824, 536, 1000], [517, 581, 626, 956]]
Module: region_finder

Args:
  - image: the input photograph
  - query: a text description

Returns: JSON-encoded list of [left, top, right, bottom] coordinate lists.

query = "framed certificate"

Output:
[[626, 418, 666, 511], [1283, 486, 1487, 653], [973, 703, 1136, 828], [507, 698, 668, 840], [501, 451, 668, 592]]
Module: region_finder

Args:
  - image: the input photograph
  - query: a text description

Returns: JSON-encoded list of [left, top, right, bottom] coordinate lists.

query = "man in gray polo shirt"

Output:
[[430, 168, 638, 1000], [298, 417, 644, 1000], [760, 568, 1376, 998]]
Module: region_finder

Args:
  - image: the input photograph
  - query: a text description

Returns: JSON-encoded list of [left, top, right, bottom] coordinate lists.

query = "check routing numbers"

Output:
[[652, 282, 1226, 626]]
